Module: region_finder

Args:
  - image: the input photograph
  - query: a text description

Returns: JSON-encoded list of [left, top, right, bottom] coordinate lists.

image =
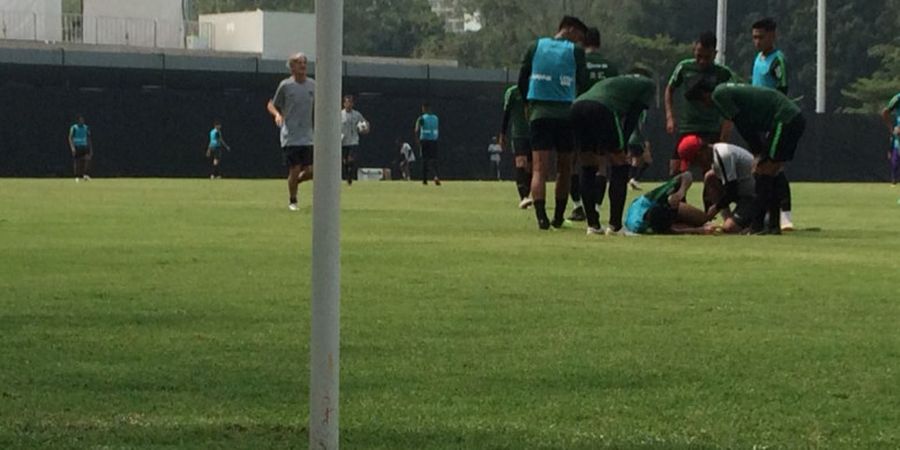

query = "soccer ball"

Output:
[[357, 120, 370, 135]]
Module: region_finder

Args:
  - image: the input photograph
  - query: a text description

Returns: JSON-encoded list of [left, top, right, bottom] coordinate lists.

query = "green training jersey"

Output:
[[575, 75, 655, 117], [668, 58, 735, 134], [628, 111, 648, 148], [711, 83, 801, 131], [585, 51, 619, 87], [519, 39, 589, 121], [503, 85, 530, 139], [888, 93, 900, 114]]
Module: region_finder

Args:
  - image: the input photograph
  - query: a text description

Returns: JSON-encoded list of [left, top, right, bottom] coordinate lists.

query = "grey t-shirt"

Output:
[[340, 109, 366, 146], [712, 143, 755, 198], [272, 77, 315, 147]]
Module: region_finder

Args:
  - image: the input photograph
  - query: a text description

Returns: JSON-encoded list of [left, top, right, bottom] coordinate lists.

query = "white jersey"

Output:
[[400, 142, 415, 162], [340, 109, 366, 146], [712, 143, 755, 197]]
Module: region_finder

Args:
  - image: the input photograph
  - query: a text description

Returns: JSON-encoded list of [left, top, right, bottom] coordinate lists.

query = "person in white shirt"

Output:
[[340, 95, 369, 186], [487, 136, 502, 181], [702, 142, 757, 233], [397, 138, 415, 181]]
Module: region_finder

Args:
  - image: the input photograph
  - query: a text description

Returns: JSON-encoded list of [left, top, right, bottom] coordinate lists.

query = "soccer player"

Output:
[[415, 103, 441, 186], [627, 111, 652, 191], [488, 136, 502, 181], [397, 137, 415, 181], [694, 82, 805, 234], [499, 85, 533, 208], [267, 52, 315, 211], [882, 92, 900, 186], [680, 139, 757, 233], [206, 119, 230, 179], [340, 95, 369, 187], [623, 171, 711, 235], [517, 15, 589, 230], [665, 31, 735, 175], [569, 26, 620, 221], [570, 71, 655, 235], [68, 114, 92, 182], [751, 17, 794, 230]]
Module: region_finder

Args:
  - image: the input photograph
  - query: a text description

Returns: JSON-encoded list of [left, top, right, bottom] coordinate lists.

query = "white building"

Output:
[[82, 0, 187, 48], [0, 0, 62, 41], [199, 10, 315, 61], [428, 0, 481, 33]]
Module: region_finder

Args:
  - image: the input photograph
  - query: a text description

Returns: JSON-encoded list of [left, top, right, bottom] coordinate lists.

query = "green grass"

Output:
[[1, 178, 899, 449]]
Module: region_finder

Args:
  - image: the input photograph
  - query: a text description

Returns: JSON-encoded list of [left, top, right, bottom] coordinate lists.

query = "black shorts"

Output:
[[511, 138, 532, 158], [571, 101, 620, 154], [209, 147, 223, 160], [420, 140, 439, 160], [73, 146, 90, 159], [732, 196, 756, 228], [763, 114, 805, 163], [342, 145, 358, 161], [671, 132, 718, 159], [283, 145, 313, 167], [529, 118, 574, 153]]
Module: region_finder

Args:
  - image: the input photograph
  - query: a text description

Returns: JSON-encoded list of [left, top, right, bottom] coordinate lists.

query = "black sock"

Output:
[[580, 166, 607, 229], [290, 196, 297, 204], [608, 165, 630, 230], [775, 172, 791, 212], [347, 162, 355, 185], [553, 196, 568, 225], [534, 200, 549, 228], [570, 174, 581, 203], [516, 167, 529, 199]]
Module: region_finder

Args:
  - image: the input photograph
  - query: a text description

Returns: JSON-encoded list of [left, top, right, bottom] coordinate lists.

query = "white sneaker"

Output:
[[288, 203, 299, 211], [518, 198, 533, 209], [605, 227, 639, 237], [75, 177, 80, 183], [586, 225, 606, 236], [82, 175, 91, 181], [780, 211, 794, 232], [628, 178, 642, 191]]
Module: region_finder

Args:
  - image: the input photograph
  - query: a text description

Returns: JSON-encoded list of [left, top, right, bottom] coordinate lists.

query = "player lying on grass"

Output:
[[624, 172, 713, 235]]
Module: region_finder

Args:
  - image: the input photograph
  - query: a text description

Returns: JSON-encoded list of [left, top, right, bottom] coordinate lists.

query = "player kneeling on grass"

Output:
[[624, 172, 712, 235], [571, 69, 655, 235], [689, 81, 805, 234], [206, 119, 230, 179], [683, 140, 758, 233]]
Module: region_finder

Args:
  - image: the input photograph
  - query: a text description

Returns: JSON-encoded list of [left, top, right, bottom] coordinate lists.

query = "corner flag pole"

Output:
[[816, 0, 826, 113], [715, 0, 727, 65], [310, 0, 343, 448]]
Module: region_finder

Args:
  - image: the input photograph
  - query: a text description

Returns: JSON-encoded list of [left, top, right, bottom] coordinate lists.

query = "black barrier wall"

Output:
[[0, 62, 894, 181]]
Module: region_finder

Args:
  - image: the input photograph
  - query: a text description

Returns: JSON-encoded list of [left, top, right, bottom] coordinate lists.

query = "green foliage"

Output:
[[842, 44, 900, 113]]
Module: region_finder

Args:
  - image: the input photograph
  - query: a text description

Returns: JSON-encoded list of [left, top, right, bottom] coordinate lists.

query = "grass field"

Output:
[[1, 178, 899, 449]]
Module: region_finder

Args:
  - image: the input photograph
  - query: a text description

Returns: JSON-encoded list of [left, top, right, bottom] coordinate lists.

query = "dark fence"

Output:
[[0, 62, 893, 181]]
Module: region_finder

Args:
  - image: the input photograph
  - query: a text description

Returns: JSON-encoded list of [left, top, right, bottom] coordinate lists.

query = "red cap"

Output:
[[677, 134, 705, 172]]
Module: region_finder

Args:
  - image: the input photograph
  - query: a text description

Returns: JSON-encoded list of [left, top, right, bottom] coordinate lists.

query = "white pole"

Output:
[[816, 0, 826, 113], [715, 0, 727, 65], [310, 0, 342, 448]]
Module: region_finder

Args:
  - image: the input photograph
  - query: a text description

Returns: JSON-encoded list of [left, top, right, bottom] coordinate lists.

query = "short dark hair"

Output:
[[558, 16, 588, 35], [752, 17, 777, 32], [213, 118, 221, 126], [646, 203, 677, 234], [584, 27, 601, 47], [697, 31, 717, 50], [422, 102, 430, 110]]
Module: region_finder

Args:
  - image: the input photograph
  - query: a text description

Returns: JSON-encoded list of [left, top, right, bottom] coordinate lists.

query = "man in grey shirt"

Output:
[[267, 52, 315, 211], [340, 95, 369, 186]]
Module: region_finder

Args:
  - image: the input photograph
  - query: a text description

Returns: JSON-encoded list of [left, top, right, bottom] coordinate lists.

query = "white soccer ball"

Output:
[[357, 120, 370, 135]]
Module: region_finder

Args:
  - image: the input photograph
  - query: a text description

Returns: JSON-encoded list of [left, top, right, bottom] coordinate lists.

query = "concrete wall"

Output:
[[83, 0, 184, 48], [199, 11, 262, 55], [0, 0, 62, 41], [261, 11, 315, 62]]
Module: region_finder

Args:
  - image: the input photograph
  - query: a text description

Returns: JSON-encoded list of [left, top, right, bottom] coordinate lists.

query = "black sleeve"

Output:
[[517, 44, 534, 105], [716, 181, 741, 210]]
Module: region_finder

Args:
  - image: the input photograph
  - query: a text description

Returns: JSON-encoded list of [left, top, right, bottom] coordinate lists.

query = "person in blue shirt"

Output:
[[883, 93, 900, 186], [415, 102, 441, 186], [751, 17, 794, 231], [68, 114, 92, 182], [206, 119, 231, 179]]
